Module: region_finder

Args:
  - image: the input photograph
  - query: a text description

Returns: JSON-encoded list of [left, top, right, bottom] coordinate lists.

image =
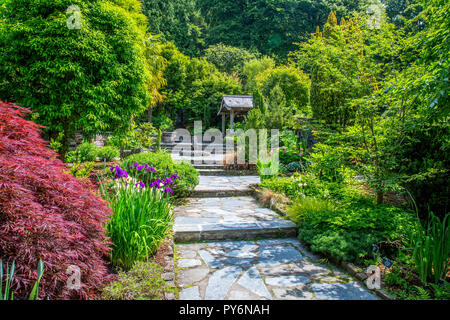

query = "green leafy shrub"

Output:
[[152, 115, 174, 132], [256, 158, 279, 181], [286, 161, 303, 173], [101, 261, 169, 300], [69, 162, 95, 179], [279, 151, 300, 165], [101, 180, 173, 270], [98, 146, 120, 162], [259, 173, 326, 199], [108, 122, 157, 152], [122, 151, 199, 198], [287, 197, 337, 224], [64, 151, 78, 163], [76, 142, 99, 162], [293, 200, 416, 263], [308, 142, 351, 183]]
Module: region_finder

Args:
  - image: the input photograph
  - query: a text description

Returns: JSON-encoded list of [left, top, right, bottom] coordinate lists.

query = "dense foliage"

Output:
[[154, 43, 241, 128], [197, 0, 371, 58], [121, 151, 199, 198], [141, 0, 205, 57], [0, 0, 153, 155], [0, 102, 112, 300]]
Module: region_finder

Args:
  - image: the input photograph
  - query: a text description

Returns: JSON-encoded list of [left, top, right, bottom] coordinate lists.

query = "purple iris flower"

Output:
[[135, 181, 145, 188], [110, 166, 128, 179], [170, 173, 181, 180], [150, 179, 163, 189], [163, 177, 174, 186], [130, 163, 139, 169], [164, 187, 173, 195]]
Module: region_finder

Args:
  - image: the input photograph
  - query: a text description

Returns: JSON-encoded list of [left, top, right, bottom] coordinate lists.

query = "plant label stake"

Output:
[[372, 244, 379, 253], [382, 257, 394, 269], [382, 257, 394, 277]]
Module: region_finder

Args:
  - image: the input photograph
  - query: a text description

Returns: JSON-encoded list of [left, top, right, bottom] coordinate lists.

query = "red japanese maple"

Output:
[[0, 101, 113, 300]]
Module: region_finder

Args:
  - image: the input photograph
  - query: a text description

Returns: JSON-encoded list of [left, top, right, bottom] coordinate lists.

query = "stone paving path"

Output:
[[177, 239, 377, 300], [174, 197, 296, 242], [174, 175, 378, 300]]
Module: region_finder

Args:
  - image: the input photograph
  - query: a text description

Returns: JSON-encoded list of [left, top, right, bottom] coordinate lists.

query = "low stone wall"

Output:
[[68, 131, 111, 151]]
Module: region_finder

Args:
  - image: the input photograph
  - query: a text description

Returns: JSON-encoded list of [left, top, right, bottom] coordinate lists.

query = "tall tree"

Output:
[[203, 44, 260, 77], [141, 0, 205, 57], [198, 0, 371, 58], [0, 0, 152, 155]]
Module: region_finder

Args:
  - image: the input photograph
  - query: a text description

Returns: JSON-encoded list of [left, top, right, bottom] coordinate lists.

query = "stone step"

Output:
[[193, 164, 225, 170], [197, 169, 258, 177], [196, 169, 227, 176], [161, 143, 226, 149], [174, 221, 297, 242], [178, 150, 212, 157], [193, 175, 259, 197], [194, 188, 252, 197], [172, 156, 226, 165], [173, 197, 297, 242]]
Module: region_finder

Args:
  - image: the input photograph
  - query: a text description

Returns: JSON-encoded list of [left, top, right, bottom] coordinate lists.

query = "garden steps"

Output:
[[196, 168, 258, 177], [171, 158, 378, 300], [175, 176, 296, 242], [173, 196, 297, 242], [192, 175, 259, 197]]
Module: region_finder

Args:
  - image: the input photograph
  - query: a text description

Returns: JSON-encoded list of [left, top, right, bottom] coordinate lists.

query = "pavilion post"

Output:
[[222, 113, 226, 135], [230, 110, 235, 132]]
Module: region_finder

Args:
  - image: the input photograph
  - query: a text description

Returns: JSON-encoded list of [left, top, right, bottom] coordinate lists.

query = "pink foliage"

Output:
[[0, 101, 113, 300]]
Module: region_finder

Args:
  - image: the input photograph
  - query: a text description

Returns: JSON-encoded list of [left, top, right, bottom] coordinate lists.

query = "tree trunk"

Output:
[[148, 107, 152, 124], [376, 189, 384, 205]]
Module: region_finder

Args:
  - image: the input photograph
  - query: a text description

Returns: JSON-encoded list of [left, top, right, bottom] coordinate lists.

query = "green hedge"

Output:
[[98, 145, 120, 162], [285, 190, 416, 263], [262, 173, 417, 263], [121, 151, 199, 198]]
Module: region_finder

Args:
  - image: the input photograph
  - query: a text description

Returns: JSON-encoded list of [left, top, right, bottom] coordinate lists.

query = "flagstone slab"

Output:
[[179, 286, 201, 300], [258, 244, 305, 267], [198, 249, 226, 269], [289, 261, 331, 276], [178, 259, 202, 268], [264, 275, 311, 287], [238, 267, 272, 300], [272, 288, 315, 300], [178, 266, 210, 287], [205, 266, 243, 300], [171, 163, 377, 300], [311, 282, 378, 300]]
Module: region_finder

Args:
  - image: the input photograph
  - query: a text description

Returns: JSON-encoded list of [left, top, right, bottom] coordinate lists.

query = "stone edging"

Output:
[[162, 236, 176, 300], [250, 185, 396, 301], [341, 262, 396, 300]]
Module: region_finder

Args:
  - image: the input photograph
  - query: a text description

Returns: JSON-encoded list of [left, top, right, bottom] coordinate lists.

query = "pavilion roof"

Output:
[[218, 95, 254, 115]]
